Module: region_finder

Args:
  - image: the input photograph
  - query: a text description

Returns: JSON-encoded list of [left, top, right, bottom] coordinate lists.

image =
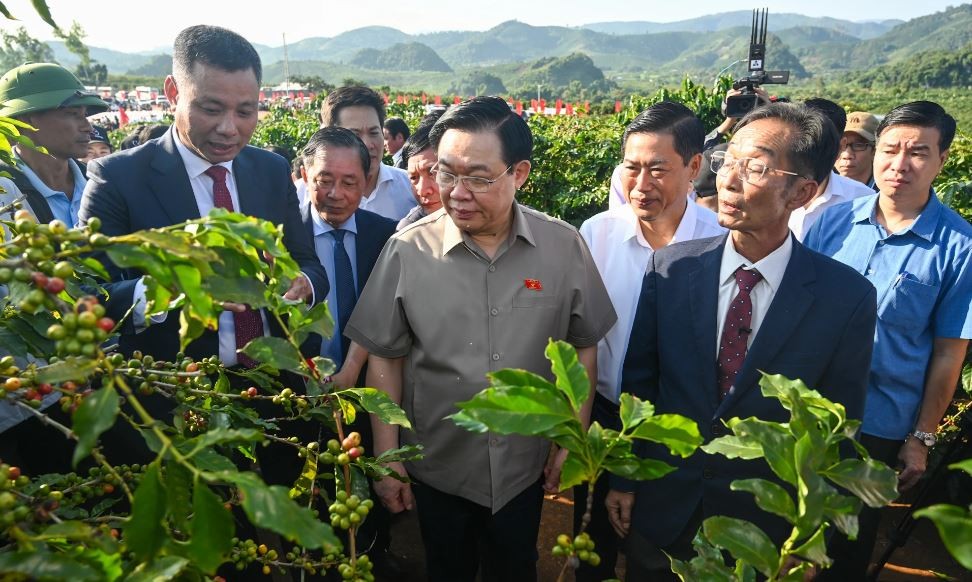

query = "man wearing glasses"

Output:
[[606, 102, 876, 581], [836, 111, 881, 190], [345, 96, 616, 581]]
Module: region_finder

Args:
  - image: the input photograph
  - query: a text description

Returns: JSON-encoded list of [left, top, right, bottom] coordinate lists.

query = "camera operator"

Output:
[[788, 98, 874, 241], [703, 86, 772, 151]]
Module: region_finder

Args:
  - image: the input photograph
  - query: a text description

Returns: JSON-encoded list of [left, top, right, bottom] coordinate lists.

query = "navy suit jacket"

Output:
[[618, 233, 876, 546], [78, 129, 329, 363], [299, 205, 397, 359]]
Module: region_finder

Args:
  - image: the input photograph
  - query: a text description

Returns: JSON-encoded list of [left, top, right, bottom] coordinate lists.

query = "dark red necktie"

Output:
[[204, 165, 262, 368], [717, 267, 763, 400]]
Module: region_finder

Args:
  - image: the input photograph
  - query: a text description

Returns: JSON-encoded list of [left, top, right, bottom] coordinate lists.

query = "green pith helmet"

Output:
[[0, 62, 108, 118]]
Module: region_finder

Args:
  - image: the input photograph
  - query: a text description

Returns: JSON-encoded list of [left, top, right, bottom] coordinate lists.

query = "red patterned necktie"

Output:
[[717, 267, 763, 400], [204, 165, 262, 368]]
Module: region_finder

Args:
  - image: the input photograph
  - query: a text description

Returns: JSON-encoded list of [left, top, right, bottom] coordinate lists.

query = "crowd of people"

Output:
[[0, 22, 970, 582]]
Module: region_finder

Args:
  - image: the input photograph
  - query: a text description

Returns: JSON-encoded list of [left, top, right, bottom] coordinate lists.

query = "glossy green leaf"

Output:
[[451, 385, 576, 436], [125, 463, 167, 562], [122, 556, 190, 582], [186, 427, 264, 453], [292, 301, 334, 345], [823, 492, 862, 539], [216, 471, 340, 549], [488, 368, 556, 391], [949, 459, 972, 476], [914, 504, 972, 569], [240, 336, 304, 372], [204, 275, 269, 309], [0, 551, 98, 581], [71, 383, 119, 466], [558, 451, 589, 490], [187, 481, 234, 573], [821, 458, 898, 508], [546, 339, 590, 411], [618, 392, 654, 431], [628, 413, 702, 458], [29, 0, 57, 27], [702, 516, 779, 578], [728, 418, 797, 485], [36, 357, 100, 384], [702, 435, 764, 460], [342, 387, 412, 428], [289, 449, 318, 501], [790, 525, 832, 566], [32, 520, 95, 541], [164, 462, 193, 532], [602, 455, 677, 481], [731, 478, 796, 523]]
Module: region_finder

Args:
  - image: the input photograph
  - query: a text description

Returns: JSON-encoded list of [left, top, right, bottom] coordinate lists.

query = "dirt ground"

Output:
[[384, 489, 971, 582]]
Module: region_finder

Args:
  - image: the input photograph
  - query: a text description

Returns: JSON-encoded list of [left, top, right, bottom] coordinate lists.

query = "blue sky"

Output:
[[2, 0, 958, 52]]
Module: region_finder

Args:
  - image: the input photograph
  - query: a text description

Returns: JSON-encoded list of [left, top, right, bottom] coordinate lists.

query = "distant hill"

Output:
[[583, 12, 901, 39], [846, 4, 972, 69], [47, 40, 155, 72], [128, 54, 172, 77], [348, 42, 452, 72], [849, 41, 972, 89]]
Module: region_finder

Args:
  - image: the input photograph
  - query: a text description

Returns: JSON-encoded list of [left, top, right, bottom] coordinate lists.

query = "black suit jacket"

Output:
[[299, 205, 396, 359], [78, 129, 328, 362], [618, 233, 876, 546]]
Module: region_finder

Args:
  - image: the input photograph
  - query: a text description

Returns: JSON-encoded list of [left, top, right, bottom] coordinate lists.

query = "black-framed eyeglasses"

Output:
[[709, 151, 802, 185], [431, 164, 513, 193], [840, 141, 874, 153]]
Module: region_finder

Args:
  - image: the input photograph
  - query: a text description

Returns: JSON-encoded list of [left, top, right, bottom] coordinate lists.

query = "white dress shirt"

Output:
[[788, 172, 874, 241], [581, 199, 725, 403], [310, 206, 358, 365], [716, 234, 793, 353], [358, 163, 416, 221]]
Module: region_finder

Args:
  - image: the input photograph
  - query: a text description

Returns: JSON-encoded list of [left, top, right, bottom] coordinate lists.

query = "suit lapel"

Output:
[[689, 235, 727, 412], [232, 149, 262, 216], [354, 210, 379, 295], [149, 130, 202, 225], [714, 239, 816, 418]]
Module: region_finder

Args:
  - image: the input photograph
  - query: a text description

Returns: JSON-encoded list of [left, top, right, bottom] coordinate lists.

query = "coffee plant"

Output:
[[915, 459, 972, 571], [0, 195, 422, 580]]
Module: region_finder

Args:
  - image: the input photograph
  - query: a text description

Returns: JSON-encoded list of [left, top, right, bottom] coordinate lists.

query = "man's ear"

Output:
[[513, 160, 531, 189], [687, 152, 703, 182], [787, 177, 818, 210]]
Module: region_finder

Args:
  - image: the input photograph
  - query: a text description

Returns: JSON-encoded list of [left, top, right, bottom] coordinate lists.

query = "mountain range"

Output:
[[44, 5, 972, 87]]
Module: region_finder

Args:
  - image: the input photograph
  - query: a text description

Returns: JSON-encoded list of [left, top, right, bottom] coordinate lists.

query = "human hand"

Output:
[[897, 437, 929, 492], [326, 366, 357, 390], [374, 461, 415, 513], [283, 273, 313, 303], [605, 489, 635, 538], [222, 301, 248, 313], [542, 447, 569, 493]]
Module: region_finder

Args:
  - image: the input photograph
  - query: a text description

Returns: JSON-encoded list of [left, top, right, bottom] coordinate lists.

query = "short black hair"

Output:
[[173, 25, 262, 85], [803, 98, 847, 135], [321, 85, 386, 129], [735, 102, 840, 184], [384, 117, 410, 140], [621, 101, 704, 165], [877, 100, 956, 152], [291, 156, 303, 177], [301, 126, 371, 178], [429, 96, 531, 167], [399, 109, 445, 169], [263, 145, 293, 164]]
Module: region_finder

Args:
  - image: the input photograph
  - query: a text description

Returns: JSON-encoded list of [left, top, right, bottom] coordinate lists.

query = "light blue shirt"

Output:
[[805, 193, 972, 439], [16, 153, 86, 227], [310, 207, 358, 365]]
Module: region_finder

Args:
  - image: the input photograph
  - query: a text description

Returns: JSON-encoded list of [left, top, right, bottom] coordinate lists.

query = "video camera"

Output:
[[725, 8, 790, 118]]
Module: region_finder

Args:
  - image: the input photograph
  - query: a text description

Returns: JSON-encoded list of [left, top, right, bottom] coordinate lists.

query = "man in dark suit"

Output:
[[605, 103, 877, 581], [78, 25, 327, 364]]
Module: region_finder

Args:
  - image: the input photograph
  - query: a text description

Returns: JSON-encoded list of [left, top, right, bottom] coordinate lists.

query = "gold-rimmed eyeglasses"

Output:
[[431, 164, 513, 193], [710, 151, 803, 185]]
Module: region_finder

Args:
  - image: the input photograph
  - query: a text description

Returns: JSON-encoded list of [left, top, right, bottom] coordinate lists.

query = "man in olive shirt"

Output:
[[345, 96, 616, 582]]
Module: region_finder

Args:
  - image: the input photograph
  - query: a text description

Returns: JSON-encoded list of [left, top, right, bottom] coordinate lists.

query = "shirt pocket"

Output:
[[512, 292, 560, 309], [878, 275, 939, 329]]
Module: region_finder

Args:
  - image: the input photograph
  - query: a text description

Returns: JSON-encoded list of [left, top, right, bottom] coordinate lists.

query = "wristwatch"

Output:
[[910, 430, 937, 447]]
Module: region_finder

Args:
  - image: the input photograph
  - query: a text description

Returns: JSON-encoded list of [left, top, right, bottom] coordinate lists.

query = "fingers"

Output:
[[400, 483, 415, 511], [897, 466, 924, 492], [605, 492, 632, 538], [222, 301, 247, 313]]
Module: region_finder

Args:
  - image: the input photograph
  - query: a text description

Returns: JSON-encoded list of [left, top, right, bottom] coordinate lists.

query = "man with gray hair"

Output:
[[606, 102, 876, 580]]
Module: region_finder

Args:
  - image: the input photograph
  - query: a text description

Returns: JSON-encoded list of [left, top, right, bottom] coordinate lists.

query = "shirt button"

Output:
[[867, 268, 875, 275], [490, 438, 499, 446], [488, 265, 496, 272], [491, 353, 500, 361], [490, 308, 499, 316]]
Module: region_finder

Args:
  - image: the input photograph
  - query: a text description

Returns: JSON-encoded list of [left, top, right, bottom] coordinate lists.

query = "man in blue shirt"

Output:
[[804, 101, 972, 579]]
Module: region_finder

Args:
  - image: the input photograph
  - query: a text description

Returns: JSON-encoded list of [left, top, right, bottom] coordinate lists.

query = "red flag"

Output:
[[531, 99, 538, 110], [259, 91, 266, 101], [555, 99, 562, 114], [118, 106, 129, 127], [396, 94, 404, 104], [566, 103, 574, 115], [382, 93, 389, 104], [150, 91, 157, 100], [434, 95, 442, 105], [539, 98, 547, 110], [298, 91, 304, 100], [422, 92, 428, 104], [515, 101, 523, 115], [584, 101, 590, 113], [615, 100, 622, 113], [453, 96, 461, 104]]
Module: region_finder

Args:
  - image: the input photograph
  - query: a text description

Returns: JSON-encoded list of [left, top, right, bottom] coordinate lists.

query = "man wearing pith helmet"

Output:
[[0, 63, 107, 227]]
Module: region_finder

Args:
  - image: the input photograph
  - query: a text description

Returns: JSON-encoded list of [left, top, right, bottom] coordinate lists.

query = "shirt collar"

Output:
[[720, 233, 793, 295], [173, 129, 234, 179], [310, 204, 358, 237], [14, 150, 85, 201], [364, 163, 394, 198], [851, 190, 940, 242], [442, 202, 536, 255], [621, 196, 698, 249]]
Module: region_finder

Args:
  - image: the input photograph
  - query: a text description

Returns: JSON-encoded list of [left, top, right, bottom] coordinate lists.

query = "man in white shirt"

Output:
[[320, 86, 416, 221], [605, 103, 876, 581], [576, 102, 725, 581], [788, 99, 874, 240]]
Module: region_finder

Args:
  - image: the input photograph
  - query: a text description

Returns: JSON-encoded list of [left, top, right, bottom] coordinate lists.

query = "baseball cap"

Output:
[[844, 112, 879, 143], [0, 63, 108, 118], [90, 125, 112, 151]]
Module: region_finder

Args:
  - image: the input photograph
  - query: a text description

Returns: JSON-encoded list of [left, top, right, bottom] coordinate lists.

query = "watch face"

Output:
[[923, 436, 936, 446]]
